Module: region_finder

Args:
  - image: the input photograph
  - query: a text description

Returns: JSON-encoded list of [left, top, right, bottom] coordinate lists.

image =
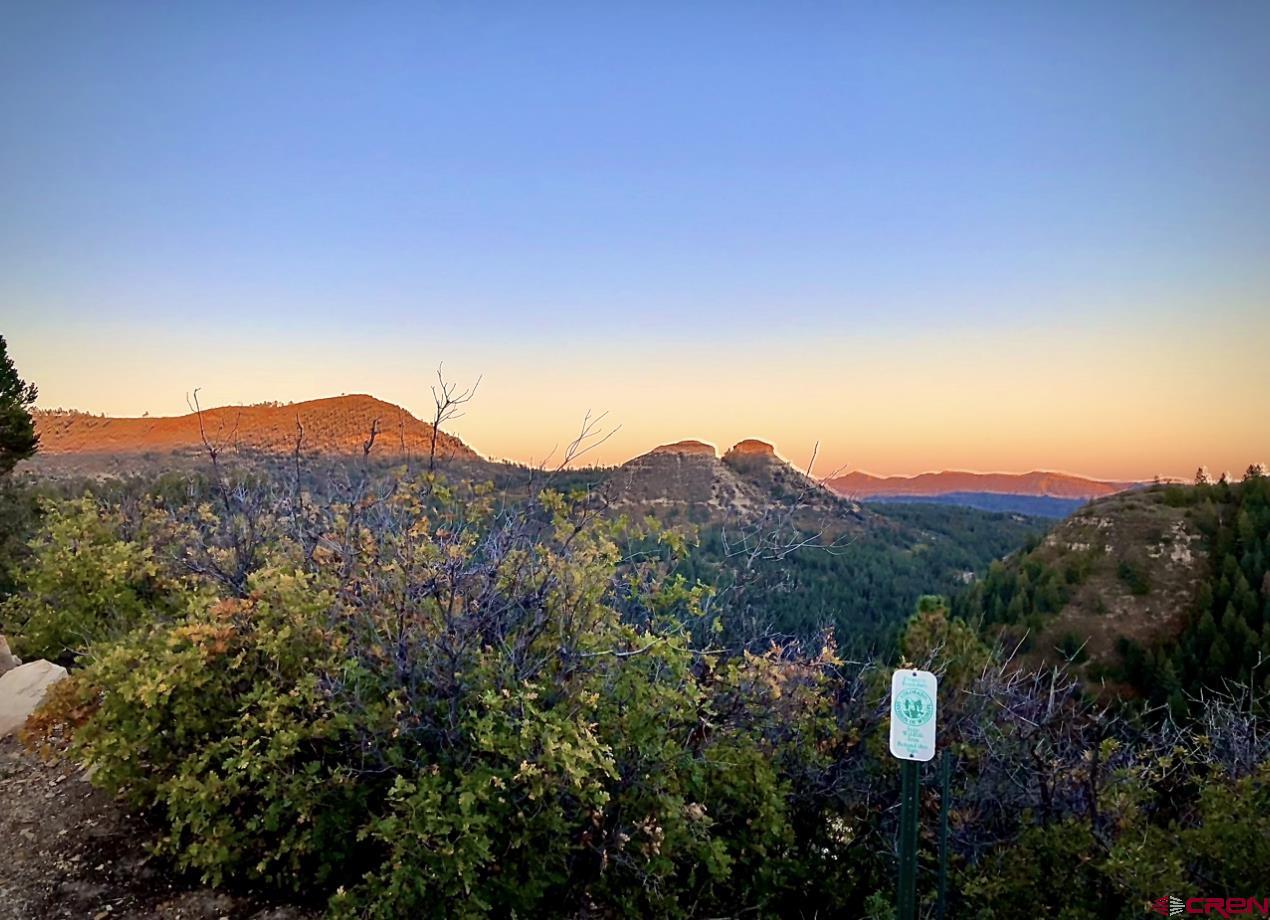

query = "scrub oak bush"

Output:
[[0, 496, 189, 662], [31, 476, 871, 917]]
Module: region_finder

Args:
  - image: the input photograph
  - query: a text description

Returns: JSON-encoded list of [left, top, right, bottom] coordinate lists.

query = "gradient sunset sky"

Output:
[[3, 3, 1268, 480]]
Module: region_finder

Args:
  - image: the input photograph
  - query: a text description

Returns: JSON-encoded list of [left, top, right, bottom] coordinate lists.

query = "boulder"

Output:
[[0, 660, 68, 738], [0, 636, 20, 677]]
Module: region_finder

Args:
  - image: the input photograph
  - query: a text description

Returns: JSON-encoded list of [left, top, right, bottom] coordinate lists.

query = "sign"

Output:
[[889, 669, 937, 761]]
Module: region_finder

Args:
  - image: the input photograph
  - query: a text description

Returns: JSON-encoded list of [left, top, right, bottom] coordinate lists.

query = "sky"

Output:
[[2, 2, 1268, 480]]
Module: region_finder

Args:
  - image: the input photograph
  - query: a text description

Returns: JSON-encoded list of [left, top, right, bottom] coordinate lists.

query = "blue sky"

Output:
[[2, 2, 1268, 477]]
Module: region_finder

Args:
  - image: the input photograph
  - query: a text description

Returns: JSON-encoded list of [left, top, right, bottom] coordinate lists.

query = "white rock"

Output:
[[0, 659, 68, 738], [0, 635, 20, 677]]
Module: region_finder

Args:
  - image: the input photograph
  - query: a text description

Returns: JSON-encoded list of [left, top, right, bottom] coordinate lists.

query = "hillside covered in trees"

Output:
[[678, 502, 1043, 653], [953, 471, 1270, 712]]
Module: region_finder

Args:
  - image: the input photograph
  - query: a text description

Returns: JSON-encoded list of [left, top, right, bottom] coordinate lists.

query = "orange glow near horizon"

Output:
[[12, 313, 1268, 484]]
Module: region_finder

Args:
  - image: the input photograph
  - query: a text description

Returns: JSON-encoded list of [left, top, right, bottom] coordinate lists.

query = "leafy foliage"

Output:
[[1, 497, 188, 662], [24, 477, 849, 916]]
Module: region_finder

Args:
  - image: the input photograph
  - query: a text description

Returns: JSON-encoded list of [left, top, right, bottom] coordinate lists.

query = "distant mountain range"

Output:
[[826, 470, 1136, 499], [825, 470, 1139, 518], [30, 395, 1139, 518]]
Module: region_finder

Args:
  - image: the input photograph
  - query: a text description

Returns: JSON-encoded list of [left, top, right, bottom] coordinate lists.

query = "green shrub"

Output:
[[46, 483, 846, 916], [1, 497, 187, 661], [66, 573, 369, 887], [1182, 762, 1270, 890], [1116, 558, 1151, 596]]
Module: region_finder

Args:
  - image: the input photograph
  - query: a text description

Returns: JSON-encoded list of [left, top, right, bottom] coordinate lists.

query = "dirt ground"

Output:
[[0, 737, 315, 920]]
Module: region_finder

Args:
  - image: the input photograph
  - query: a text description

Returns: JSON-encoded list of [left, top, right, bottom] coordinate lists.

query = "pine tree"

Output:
[[1207, 634, 1231, 680], [1233, 575, 1257, 621], [1192, 582, 1214, 618], [1195, 609, 1218, 650], [1167, 688, 1188, 720], [1219, 601, 1240, 637], [1158, 655, 1181, 696], [1236, 510, 1256, 552], [0, 335, 38, 475]]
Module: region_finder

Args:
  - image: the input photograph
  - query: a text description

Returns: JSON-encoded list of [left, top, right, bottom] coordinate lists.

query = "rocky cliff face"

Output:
[[608, 441, 763, 516], [648, 440, 719, 457], [723, 439, 776, 459], [608, 439, 861, 528], [721, 440, 858, 516]]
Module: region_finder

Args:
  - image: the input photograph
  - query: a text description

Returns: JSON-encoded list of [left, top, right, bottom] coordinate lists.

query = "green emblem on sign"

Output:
[[893, 687, 934, 726]]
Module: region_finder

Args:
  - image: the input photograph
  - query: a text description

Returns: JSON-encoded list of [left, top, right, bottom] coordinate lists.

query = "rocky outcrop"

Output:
[[607, 436, 864, 531], [723, 439, 776, 460], [648, 440, 717, 458], [0, 660, 68, 738], [609, 442, 761, 515], [721, 440, 862, 519]]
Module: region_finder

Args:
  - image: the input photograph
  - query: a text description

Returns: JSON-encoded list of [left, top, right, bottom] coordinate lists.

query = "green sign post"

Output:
[[890, 669, 938, 920], [897, 758, 920, 920]]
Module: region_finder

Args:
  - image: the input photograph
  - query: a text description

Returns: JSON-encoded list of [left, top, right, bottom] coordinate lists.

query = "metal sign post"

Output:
[[890, 668, 938, 920], [898, 758, 920, 920]]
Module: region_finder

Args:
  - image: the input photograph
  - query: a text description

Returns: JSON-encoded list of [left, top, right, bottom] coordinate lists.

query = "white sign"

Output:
[[889, 668, 938, 761]]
